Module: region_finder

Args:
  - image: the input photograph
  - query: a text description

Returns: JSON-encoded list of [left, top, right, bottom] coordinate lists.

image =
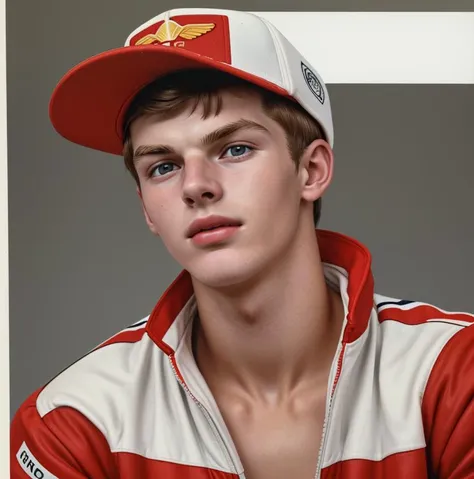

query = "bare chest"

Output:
[[219, 398, 326, 479]]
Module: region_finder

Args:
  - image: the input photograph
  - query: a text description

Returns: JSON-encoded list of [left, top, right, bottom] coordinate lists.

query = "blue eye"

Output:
[[223, 145, 253, 158], [151, 162, 178, 177]]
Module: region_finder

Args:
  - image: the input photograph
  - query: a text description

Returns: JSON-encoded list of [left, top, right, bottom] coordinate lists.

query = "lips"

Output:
[[186, 215, 242, 238]]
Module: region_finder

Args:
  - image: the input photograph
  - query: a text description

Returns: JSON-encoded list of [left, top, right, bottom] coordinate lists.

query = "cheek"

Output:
[[142, 192, 173, 230], [238, 161, 298, 209]]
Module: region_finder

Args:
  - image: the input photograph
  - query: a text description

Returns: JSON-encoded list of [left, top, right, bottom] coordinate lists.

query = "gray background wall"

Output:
[[8, 0, 474, 416]]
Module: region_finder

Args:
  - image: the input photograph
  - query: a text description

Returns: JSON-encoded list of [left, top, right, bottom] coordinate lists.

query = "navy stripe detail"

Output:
[[125, 319, 148, 330], [377, 299, 415, 308]]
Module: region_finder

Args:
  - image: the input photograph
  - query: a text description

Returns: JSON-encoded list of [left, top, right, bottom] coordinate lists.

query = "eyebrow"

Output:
[[132, 119, 270, 164]]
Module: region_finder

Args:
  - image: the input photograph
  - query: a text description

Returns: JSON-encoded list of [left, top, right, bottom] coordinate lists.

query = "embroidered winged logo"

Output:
[[135, 20, 216, 45]]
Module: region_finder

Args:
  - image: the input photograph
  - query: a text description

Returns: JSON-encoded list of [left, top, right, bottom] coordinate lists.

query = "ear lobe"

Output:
[[300, 139, 334, 203]]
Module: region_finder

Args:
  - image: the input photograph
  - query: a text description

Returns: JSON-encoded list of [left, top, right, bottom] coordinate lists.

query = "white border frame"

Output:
[[1, 0, 8, 475], [3, 11, 473, 477], [256, 12, 474, 83]]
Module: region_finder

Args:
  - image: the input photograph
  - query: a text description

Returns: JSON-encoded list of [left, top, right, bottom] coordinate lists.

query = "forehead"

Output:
[[129, 87, 278, 142]]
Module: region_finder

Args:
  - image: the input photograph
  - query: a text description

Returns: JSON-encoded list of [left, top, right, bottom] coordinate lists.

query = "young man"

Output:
[[10, 7, 474, 479]]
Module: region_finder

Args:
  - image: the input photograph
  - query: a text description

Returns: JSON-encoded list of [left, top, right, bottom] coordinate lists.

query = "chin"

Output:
[[186, 249, 266, 290]]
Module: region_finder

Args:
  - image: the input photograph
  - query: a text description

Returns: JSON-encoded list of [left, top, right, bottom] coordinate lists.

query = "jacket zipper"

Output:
[[314, 342, 347, 479], [168, 355, 243, 477], [170, 336, 347, 479]]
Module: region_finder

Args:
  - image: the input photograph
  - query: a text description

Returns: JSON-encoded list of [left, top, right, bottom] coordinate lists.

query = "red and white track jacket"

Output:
[[10, 230, 474, 478]]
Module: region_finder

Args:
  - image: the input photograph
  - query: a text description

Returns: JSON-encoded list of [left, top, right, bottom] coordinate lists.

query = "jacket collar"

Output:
[[146, 229, 374, 354]]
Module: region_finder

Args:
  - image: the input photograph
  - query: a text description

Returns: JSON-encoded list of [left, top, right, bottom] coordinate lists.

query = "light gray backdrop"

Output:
[[8, 0, 474, 416]]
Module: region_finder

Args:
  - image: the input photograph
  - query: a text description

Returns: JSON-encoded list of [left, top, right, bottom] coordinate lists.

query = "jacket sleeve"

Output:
[[422, 324, 474, 479], [10, 389, 117, 479]]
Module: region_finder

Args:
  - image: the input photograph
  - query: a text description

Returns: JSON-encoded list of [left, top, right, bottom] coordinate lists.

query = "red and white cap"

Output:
[[49, 8, 334, 155]]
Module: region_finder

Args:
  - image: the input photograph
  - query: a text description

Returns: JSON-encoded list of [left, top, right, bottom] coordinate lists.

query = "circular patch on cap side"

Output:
[[301, 62, 324, 105]]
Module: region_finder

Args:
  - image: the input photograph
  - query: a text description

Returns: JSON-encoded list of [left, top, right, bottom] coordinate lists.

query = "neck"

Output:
[[191, 227, 344, 402]]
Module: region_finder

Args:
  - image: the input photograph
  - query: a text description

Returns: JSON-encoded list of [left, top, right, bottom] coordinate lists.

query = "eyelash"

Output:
[[147, 144, 255, 178]]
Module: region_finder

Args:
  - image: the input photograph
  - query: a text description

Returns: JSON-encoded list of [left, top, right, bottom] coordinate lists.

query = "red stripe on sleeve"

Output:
[[320, 448, 428, 479], [95, 327, 147, 349], [10, 389, 116, 478], [422, 325, 474, 478], [114, 451, 240, 479], [379, 305, 474, 325]]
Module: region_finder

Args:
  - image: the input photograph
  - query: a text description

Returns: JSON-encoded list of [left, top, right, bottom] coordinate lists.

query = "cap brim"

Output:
[[49, 45, 291, 156]]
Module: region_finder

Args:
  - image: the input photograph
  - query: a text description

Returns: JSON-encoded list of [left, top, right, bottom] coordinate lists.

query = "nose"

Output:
[[181, 154, 224, 208]]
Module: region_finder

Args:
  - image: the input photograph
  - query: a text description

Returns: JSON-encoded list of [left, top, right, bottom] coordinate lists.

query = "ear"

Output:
[[298, 139, 334, 203], [137, 187, 160, 236]]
